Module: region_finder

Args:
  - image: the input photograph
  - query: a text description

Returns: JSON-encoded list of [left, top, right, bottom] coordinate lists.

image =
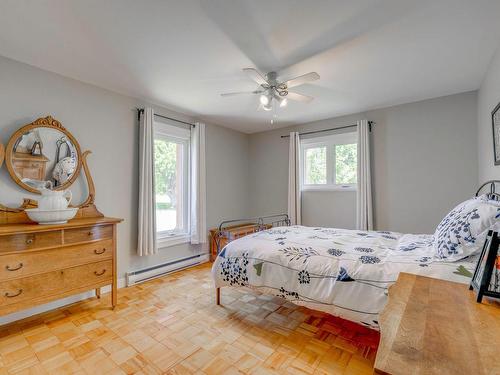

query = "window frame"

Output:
[[154, 121, 191, 248], [300, 132, 358, 192]]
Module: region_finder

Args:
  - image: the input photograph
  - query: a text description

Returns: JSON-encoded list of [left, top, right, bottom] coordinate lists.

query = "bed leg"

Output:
[[216, 287, 221, 305]]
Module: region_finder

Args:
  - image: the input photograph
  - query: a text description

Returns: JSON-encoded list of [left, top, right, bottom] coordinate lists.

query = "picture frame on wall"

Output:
[[470, 230, 500, 303], [492, 102, 500, 165]]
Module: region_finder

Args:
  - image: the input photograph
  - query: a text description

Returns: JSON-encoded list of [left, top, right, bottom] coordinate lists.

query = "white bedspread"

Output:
[[211, 226, 478, 329]]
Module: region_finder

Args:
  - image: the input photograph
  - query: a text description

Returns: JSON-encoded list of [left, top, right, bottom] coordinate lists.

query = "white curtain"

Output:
[[190, 122, 207, 244], [288, 131, 301, 225], [356, 120, 373, 230], [137, 107, 158, 256]]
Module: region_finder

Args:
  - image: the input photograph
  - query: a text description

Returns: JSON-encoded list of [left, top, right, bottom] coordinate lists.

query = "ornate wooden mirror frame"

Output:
[[5, 116, 82, 194], [0, 143, 4, 169], [0, 116, 102, 224]]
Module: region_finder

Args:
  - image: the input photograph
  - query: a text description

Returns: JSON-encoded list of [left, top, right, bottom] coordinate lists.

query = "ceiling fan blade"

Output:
[[221, 90, 262, 97], [243, 68, 269, 86], [286, 91, 314, 103], [284, 72, 320, 88]]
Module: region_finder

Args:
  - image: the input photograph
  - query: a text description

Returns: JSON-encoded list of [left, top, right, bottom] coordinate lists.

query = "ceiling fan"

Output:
[[221, 68, 320, 111]]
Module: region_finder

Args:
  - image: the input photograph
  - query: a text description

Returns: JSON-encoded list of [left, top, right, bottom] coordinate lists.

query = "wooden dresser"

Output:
[[11, 152, 49, 180], [0, 217, 122, 316], [375, 273, 500, 375]]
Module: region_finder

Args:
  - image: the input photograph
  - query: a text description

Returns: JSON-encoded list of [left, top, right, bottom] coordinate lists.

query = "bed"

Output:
[[211, 182, 500, 330]]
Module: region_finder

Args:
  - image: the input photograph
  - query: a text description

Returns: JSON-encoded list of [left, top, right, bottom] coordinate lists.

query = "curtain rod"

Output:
[[137, 108, 195, 127], [280, 121, 374, 138]]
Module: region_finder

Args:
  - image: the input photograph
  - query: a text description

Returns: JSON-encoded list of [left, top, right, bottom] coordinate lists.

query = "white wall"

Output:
[[249, 92, 478, 234], [0, 55, 250, 279], [478, 46, 500, 182]]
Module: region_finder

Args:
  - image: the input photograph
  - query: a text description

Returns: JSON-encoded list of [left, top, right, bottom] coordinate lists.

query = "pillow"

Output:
[[434, 196, 500, 261]]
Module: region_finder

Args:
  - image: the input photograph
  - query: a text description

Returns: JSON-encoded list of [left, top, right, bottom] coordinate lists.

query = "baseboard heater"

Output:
[[126, 253, 209, 286]]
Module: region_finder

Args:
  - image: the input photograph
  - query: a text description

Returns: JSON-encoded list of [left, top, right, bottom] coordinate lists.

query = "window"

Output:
[[154, 121, 190, 246], [300, 132, 357, 190]]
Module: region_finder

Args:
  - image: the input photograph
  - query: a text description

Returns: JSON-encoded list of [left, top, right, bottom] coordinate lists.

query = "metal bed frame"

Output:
[[214, 213, 291, 255], [475, 180, 500, 201], [214, 213, 290, 305]]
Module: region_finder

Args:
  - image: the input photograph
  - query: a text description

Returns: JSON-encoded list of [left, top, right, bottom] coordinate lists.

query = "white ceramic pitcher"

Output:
[[38, 188, 72, 210]]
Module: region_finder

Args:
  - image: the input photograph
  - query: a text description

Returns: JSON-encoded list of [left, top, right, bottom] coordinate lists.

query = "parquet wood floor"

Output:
[[0, 263, 378, 375]]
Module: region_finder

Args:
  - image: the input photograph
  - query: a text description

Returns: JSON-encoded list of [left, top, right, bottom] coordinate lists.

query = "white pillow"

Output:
[[434, 196, 500, 261]]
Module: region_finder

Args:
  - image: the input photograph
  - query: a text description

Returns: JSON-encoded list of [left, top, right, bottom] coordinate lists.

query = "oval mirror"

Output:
[[5, 116, 82, 194]]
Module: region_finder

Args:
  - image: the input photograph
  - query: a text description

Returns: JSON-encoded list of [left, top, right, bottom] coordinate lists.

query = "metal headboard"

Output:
[[215, 213, 291, 254], [475, 180, 500, 201]]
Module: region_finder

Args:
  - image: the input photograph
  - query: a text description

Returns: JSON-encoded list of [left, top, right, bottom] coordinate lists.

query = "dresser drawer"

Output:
[[64, 225, 113, 244], [0, 231, 62, 253], [0, 260, 113, 307], [0, 240, 113, 282]]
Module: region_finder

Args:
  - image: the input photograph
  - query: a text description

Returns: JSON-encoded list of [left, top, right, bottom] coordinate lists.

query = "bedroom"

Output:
[[0, 1, 499, 374]]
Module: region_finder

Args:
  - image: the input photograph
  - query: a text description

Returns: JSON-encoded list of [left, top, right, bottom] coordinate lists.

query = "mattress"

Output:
[[211, 225, 478, 330]]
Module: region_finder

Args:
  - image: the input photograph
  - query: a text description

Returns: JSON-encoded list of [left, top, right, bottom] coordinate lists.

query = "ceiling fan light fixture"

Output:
[[221, 68, 319, 113], [260, 94, 269, 105]]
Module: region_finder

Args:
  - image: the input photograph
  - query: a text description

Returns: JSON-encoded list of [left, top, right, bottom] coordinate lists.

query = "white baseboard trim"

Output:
[[0, 278, 126, 326], [126, 253, 210, 286]]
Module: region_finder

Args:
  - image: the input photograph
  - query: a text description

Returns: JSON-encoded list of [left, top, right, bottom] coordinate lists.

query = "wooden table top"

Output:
[[0, 217, 123, 235], [12, 152, 50, 161], [375, 272, 500, 375]]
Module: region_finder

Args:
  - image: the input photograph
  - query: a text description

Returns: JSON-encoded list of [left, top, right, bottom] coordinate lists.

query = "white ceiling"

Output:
[[0, 0, 499, 133]]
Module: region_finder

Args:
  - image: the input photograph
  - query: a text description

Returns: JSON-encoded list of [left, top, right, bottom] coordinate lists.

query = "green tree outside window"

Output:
[[335, 144, 357, 184], [154, 139, 177, 208], [305, 147, 327, 184]]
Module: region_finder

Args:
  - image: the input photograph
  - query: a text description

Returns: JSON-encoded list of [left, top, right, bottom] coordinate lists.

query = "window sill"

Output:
[[301, 185, 357, 192], [157, 234, 190, 248]]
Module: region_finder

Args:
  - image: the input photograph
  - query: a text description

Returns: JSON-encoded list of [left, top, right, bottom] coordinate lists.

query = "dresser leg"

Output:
[[216, 287, 220, 305], [112, 285, 117, 309], [112, 224, 117, 310], [95, 288, 101, 299]]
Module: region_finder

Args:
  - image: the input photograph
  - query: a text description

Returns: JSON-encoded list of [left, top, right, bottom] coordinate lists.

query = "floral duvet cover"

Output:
[[211, 226, 477, 330]]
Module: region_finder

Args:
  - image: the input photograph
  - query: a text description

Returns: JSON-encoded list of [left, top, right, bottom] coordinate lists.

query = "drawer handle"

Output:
[[88, 231, 94, 236], [94, 269, 106, 276], [6, 263, 23, 271], [94, 248, 106, 255], [5, 289, 23, 298], [26, 237, 34, 245]]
